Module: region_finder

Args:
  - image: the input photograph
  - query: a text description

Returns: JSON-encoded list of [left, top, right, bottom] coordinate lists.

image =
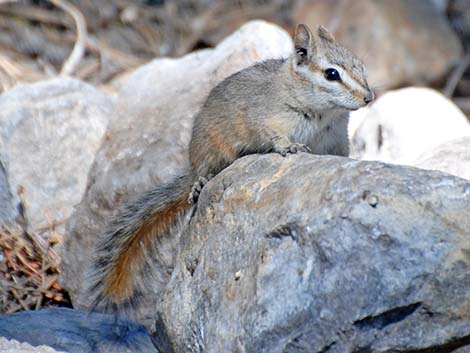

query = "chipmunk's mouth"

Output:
[[348, 89, 374, 109], [329, 100, 359, 111]]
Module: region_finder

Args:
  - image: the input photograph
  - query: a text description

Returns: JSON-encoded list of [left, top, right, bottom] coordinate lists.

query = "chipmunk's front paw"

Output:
[[188, 175, 212, 204], [275, 143, 311, 157]]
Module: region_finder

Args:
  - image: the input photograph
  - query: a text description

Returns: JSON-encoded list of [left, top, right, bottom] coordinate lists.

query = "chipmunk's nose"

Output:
[[364, 90, 374, 104]]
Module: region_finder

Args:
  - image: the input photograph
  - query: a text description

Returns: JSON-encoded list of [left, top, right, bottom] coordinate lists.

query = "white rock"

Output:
[[414, 136, 470, 180], [0, 78, 114, 230], [348, 106, 370, 140], [350, 87, 470, 165], [0, 337, 64, 353]]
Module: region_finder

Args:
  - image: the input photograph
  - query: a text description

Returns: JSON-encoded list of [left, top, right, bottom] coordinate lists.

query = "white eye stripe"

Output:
[[333, 67, 368, 94], [340, 71, 367, 93], [294, 59, 368, 95], [317, 61, 368, 94]]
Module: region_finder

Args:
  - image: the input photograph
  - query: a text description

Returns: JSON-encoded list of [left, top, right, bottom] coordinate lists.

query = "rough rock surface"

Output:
[[0, 78, 113, 230], [414, 136, 470, 180], [61, 20, 294, 324], [350, 87, 470, 165], [0, 308, 156, 353], [0, 161, 15, 224], [294, 0, 462, 89], [0, 338, 64, 353], [157, 153, 470, 353], [0, 338, 63, 353]]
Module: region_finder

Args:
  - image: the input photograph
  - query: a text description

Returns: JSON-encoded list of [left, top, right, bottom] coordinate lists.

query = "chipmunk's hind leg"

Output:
[[188, 174, 214, 204]]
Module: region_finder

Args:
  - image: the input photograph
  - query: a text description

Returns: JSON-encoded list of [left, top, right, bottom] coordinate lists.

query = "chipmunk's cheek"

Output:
[[346, 94, 363, 110]]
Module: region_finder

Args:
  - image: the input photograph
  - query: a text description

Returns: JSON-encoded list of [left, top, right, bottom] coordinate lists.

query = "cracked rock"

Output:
[[157, 153, 470, 353]]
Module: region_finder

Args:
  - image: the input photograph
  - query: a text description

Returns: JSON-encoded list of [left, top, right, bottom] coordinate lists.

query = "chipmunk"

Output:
[[88, 24, 374, 312]]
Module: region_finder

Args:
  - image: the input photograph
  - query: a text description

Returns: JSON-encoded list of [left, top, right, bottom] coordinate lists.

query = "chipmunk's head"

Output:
[[292, 24, 374, 112]]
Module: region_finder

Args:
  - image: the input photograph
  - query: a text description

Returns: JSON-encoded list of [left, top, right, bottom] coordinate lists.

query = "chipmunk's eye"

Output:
[[325, 68, 341, 81], [296, 48, 308, 57]]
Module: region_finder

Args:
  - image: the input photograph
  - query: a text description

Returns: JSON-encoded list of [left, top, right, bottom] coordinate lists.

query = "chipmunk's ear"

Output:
[[316, 25, 335, 43], [294, 24, 314, 65]]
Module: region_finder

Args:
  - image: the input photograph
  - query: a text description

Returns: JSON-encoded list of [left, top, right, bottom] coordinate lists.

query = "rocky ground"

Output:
[[0, 1, 470, 352]]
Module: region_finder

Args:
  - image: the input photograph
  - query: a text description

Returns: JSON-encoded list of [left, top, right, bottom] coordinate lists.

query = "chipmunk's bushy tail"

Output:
[[88, 172, 195, 313]]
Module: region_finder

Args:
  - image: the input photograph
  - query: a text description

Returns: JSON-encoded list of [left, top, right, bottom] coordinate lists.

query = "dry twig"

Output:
[[454, 97, 470, 117], [48, 0, 88, 76], [0, 3, 71, 27], [444, 52, 470, 97], [0, 225, 69, 314]]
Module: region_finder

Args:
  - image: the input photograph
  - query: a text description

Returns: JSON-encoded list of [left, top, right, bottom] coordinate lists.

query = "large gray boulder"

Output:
[[157, 153, 470, 353], [62, 20, 294, 323], [0, 78, 114, 231]]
